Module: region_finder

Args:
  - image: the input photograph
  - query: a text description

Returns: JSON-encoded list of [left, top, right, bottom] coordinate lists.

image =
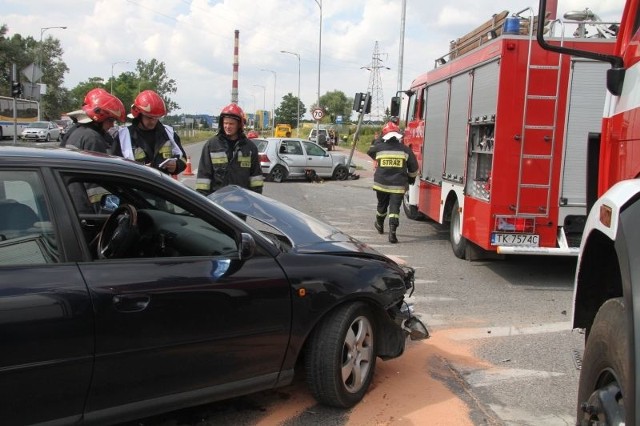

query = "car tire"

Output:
[[576, 297, 628, 425], [45, 134, 50, 142], [305, 302, 377, 408], [332, 165, 349, 181], [449, 199, 467, 259], [269, 165, 287, 183]]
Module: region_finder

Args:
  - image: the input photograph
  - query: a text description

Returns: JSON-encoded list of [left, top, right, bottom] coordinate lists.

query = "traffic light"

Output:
[[352, 92, 371, 113], [11, 80, 22, 98]]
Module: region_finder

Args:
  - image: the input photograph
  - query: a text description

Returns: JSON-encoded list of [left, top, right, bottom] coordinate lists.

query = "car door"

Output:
[[57, 171, 292, 414], [303, 141, 334, 176], [279, 139, 306, 177], [0, 169, 94, 425]]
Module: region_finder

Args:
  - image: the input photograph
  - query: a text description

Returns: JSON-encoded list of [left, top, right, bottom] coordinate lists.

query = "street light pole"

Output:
[[253, 84, 266, 131], [260, 68, 277, 136], [280, 50, 300, 137], [314, 0, 322, 137], [111, 61, 130, 94], [34, 26, 67, 101]]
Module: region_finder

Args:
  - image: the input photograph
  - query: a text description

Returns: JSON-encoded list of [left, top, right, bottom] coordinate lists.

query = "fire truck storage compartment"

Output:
[[422, 82, 448, 184], [444, 74, 471, 183], [466, 60, 500, 201]]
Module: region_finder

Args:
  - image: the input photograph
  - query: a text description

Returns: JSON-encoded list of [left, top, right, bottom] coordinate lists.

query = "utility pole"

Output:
[[361, 41, 389, 122]]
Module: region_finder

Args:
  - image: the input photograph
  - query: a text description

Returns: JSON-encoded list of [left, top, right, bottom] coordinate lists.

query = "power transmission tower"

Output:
[[361, 41, 389, 122]]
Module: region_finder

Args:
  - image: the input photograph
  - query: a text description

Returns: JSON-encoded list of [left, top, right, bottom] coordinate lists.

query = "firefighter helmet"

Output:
[[381, 121, 403, 141], [131, 90, 167, 119], [81, 91, 126, 123], [246, 130, 260, 139], [219, 103, 246, 128], [83, 88, 110, 106]]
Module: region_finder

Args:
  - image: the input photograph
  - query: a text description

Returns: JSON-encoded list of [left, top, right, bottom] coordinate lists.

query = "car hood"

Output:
[[208, 185, 385, 258]]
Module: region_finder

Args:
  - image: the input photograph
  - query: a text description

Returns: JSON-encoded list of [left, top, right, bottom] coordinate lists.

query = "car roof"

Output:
[[0, 146, 163, 178]]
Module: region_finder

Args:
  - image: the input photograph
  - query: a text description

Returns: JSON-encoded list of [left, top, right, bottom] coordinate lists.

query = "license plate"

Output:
[[491, 233, 539, 247]]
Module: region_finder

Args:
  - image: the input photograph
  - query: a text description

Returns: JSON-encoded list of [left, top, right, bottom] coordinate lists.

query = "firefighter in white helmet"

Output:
[[367, 121, 418, 243]]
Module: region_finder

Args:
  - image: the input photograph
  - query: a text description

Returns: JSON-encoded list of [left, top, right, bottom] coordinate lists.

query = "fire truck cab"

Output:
[[536, 0, 640, 424], [395, 9, 616, 260]]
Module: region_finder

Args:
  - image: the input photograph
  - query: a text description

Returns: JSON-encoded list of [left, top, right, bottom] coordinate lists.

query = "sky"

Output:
[[2, 0, 624, 120]]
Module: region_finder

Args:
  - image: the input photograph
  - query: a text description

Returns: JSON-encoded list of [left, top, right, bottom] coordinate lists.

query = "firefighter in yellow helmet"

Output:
[[196, 103, 264, 195], [367, 122, 418, 243]]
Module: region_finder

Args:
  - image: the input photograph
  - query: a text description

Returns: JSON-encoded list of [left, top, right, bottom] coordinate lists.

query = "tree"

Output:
[[0, 24, 69, 119], [314, 90, 353, 125], [274, 93, 305, 128], [135, 59, 179, 112]]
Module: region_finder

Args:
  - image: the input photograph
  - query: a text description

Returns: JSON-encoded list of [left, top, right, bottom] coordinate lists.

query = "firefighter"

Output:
[[63, 88, 125, 153], [112, 90, 186, 175], [196, 103, 264, 195], [367, 121, 418, 243]]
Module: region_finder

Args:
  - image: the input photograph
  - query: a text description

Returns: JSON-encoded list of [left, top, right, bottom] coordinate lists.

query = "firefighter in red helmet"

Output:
[[367, 121, 418, 243], [112, 90, 186, 175], [63, 88, 125, 154], [196, 103, 264, 195]]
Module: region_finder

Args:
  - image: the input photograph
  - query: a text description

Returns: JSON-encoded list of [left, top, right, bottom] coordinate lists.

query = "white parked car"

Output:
[[256, 137, 353, 182], [20, 121, 61, 142]]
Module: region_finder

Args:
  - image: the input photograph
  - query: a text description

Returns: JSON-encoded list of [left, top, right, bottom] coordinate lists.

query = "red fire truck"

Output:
[[537, 0, 639, 424], [394, 9, 616, 259]]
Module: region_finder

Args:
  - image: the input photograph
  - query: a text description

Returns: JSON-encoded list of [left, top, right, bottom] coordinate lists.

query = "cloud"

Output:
[[2, 0, 624, 119]]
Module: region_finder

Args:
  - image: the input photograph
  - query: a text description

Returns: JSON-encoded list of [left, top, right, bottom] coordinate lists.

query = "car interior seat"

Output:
[[279, 145, 287, 154], [0, 200, 39, 232]]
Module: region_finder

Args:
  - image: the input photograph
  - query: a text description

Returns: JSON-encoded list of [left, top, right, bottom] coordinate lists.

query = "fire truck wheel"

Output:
[[576, 297, 628, 424], [403, 192, 424, 221], [449, 199, 467, 259]]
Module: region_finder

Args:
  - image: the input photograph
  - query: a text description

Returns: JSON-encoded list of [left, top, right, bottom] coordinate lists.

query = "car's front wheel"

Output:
[[45, 133, 50, 142], [305, 302, 377, 408], [332, 165, 349, 181]]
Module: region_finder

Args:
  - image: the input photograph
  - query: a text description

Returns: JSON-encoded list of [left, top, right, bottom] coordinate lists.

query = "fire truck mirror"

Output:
[[390, 96, 401, 117], [606, 68, 625, 97]]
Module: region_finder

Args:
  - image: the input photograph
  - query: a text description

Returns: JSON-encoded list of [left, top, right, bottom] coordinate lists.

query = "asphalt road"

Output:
[[138, 141, 583, 425]]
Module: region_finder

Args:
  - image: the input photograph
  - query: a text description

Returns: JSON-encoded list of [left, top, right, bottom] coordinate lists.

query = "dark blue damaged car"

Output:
[[0, 146, 428, 425]]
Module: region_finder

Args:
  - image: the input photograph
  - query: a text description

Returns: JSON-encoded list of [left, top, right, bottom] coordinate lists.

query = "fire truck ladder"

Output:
[[514, 16, 564, 218]]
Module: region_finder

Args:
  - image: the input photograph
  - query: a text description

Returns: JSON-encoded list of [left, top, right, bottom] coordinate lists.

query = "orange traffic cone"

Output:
[[183, 156, 194, 176]]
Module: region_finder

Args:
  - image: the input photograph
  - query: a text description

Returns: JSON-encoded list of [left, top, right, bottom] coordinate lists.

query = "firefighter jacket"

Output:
[[113, 123, 186, 174], [62, 124, 112, 154], [367, 137, 419, 194], [195, 133, 264, 195]]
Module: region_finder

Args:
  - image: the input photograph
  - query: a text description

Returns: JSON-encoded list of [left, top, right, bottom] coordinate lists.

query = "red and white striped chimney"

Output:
[[231, 29, 239, 104]]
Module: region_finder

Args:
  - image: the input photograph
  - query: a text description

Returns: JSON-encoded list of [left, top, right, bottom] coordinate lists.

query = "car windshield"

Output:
[[28, 122, 48, 129]]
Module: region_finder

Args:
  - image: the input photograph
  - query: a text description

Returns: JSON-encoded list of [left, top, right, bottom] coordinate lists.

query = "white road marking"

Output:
[[488, 404, 574, 425], [463, 367, 564, 387], [450, 321, 573, 341]]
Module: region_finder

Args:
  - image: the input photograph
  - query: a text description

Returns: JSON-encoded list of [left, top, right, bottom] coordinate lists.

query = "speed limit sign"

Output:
[[312, 108, 324, 121]]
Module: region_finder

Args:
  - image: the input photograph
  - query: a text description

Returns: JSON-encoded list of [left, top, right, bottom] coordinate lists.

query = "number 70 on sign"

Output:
[[312, 108, 324, 120]]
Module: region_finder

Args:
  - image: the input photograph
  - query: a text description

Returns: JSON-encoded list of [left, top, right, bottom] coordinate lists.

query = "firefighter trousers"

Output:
[[376, 190, 403, 226]]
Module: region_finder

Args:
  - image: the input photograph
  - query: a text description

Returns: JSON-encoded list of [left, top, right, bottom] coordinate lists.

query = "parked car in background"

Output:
[[309, 127, 333, 150], [20, 121, 61, 142], [256, 137, 353, 182], [274, 124, 292, 137], [0, 146, 428, 425]]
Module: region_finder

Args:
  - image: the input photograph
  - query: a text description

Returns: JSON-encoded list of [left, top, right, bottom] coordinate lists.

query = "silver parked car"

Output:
[[20, 121, 61, 142], [256, 137, 353, 182]]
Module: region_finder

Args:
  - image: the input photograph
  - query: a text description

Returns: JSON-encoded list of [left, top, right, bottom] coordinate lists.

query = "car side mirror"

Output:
[[101, 194, 121, 212], [607, 67, 625, 97], [239, 232, 255, 260]]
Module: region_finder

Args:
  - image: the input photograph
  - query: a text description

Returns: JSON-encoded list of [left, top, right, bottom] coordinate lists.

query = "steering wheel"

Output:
[[97, 204, 139, 259]]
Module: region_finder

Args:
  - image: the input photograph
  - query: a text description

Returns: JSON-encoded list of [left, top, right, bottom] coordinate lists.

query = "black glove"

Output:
[[408, 176, 416, 185]]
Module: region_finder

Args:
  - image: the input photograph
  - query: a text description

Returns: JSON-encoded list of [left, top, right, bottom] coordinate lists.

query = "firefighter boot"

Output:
[[388, 223, 398, 244], [374, 215, 385, 234]]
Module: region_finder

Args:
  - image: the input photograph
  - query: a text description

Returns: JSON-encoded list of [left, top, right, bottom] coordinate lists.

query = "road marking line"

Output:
[[463, 367, 564, 387], [450, 321, 573, 340]]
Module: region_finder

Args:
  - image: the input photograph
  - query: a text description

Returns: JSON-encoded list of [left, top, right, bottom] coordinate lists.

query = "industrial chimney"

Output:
[[231, 29, 239, 104]]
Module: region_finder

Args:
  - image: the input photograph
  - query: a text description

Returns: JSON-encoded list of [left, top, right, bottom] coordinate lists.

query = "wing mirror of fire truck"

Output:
[[606, 67, 625, 97], [390, 96, 401, 117]]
